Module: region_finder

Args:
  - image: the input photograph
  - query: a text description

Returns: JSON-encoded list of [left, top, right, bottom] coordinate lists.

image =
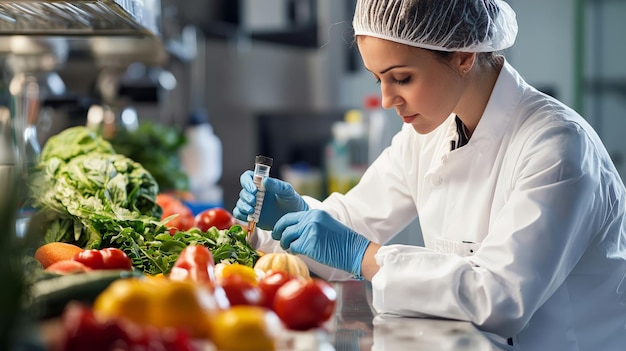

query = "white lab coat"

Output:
[[254, 61, 626, 350]]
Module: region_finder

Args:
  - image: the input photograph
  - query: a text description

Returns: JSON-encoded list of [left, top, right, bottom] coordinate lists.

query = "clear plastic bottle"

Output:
[[180, 108, 223, 208], [344, 109, 368, 168], [325, 110, 368, 195], [325, 120, 350, 195]]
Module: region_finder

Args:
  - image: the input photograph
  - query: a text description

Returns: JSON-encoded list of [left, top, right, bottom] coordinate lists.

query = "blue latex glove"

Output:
[[233, 170, 309, 230], [272, 209, 370, 277]]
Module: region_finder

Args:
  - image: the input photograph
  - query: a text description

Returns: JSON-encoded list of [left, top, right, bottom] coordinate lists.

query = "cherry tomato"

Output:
[[220, 274, 264, 306], [273, 278, 337, 331], [72, 248, 132, 270], [257, 270, 296, 309], [156, 193, 195, 234], [194, 207, 237, 232]]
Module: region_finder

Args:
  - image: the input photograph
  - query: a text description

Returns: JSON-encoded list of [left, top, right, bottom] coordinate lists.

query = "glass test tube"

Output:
[[247, 155, 273, 241]]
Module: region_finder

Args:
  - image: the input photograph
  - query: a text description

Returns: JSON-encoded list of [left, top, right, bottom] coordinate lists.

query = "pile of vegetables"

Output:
[[28, 126, 258, 275], [59, 245, 336, 350]]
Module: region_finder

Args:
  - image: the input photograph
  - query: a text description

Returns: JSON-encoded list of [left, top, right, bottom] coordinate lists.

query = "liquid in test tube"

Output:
[[247, 155, 273, 241]]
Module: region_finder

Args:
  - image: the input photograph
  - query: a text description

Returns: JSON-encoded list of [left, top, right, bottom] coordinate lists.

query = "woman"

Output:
[[234, 0, 626, 349]]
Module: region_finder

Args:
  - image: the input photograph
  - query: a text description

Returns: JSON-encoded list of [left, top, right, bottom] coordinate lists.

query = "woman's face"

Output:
[[357, 36, 465, 134]]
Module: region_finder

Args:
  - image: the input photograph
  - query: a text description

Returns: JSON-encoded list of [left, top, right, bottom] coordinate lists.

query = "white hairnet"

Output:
[[352, 0, 518, 52]]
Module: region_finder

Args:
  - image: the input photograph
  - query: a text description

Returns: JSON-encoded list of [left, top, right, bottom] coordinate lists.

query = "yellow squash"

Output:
[[253, 252, 310, 279]]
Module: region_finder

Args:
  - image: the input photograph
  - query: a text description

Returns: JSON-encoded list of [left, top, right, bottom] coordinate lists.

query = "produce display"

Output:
[[27, 126, 259, 275], [21, 125, 339, 350]]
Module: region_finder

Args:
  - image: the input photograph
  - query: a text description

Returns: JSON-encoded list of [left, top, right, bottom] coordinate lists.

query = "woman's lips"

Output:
[[401, 114, 417, 124]]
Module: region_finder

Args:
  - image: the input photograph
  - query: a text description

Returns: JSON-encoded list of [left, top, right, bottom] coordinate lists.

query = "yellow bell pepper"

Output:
[[93, 277, 215, 338], [216, 262, 263, 285], [91, 278, 152, 325], [210, 305, 282, 351]]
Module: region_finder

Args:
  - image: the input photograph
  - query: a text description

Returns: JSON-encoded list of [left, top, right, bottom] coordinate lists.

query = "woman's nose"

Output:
[[381, 86, 401, 109]]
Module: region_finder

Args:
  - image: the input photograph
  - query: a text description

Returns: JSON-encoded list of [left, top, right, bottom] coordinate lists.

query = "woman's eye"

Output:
[[393, 76, 411, 85], [373, 76, 410, 85]]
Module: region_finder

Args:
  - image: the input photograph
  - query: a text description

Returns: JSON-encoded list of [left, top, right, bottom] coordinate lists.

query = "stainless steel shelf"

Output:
[[0, 0, 160, 37]]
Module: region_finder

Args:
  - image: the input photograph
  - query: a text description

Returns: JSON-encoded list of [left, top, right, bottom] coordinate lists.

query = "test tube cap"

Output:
[[255, 155, 273, 167]]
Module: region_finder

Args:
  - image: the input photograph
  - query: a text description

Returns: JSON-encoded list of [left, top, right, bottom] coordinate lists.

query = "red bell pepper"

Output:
[[169, 245, 217, 286], [72, 248, 133, 271]]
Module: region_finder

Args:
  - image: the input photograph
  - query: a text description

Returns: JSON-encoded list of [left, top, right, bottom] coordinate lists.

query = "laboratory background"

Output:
[[0, 0, 625, 350], [1, 0, 624, 243]]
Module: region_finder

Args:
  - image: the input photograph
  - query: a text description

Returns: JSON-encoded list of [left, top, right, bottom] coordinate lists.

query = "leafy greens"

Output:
[[29, 126, 259, 275]]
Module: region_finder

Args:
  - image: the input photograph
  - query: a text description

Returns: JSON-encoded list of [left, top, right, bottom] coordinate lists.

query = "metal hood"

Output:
[[0, 0, 167, 67], [0, 0, 160, 36]]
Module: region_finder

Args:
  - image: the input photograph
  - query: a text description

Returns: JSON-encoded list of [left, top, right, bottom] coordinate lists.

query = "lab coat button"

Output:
[[431, 176, 443, 186]]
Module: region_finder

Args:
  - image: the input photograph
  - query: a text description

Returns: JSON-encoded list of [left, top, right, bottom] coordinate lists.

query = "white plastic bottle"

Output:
[[180, 108, 223, 208]]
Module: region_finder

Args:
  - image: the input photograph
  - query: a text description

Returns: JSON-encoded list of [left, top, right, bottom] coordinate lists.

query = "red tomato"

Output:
[[273, 278, 337, 331], [156, 194, 195, 234], [194, 207, 237, 232], [61, 302, 198, 351], [257, 270, 295, 309], [169, 245, 216, 285], [72, 248, 132, 270], [220, 274, 264, 306]]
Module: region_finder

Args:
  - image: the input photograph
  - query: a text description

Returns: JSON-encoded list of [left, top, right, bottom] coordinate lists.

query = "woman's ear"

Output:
[[457, 52, 476, 76]]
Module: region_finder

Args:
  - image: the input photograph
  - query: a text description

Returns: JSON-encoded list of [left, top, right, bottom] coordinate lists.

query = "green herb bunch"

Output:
[[108, 225, 259, 275]]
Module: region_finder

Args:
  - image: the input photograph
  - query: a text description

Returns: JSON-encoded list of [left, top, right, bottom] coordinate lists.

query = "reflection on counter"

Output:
[[330, 280, 497, 351], [372, 316, 494, 351]]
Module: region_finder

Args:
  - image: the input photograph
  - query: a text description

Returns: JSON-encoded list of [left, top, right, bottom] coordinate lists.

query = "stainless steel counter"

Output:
[[322, 280, 496, 351]]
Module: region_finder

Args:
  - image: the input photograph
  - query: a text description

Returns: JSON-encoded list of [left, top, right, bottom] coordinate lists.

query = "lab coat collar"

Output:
[[470, 59, 525, 144]]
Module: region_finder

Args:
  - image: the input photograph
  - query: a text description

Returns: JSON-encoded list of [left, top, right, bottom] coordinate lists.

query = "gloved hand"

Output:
[[233, 170, 309, 230], [272, 209, 370, 278]]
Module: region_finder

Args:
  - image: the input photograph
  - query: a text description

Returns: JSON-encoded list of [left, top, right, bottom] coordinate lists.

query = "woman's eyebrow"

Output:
[[379, 65, 408, 74]]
